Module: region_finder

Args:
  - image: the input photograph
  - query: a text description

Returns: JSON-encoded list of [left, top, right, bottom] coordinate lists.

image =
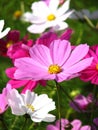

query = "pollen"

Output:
[[47, 14, 56, 21], [96, 64, 98, 70], [26, 104, 34, 112], [48, 64, 62, 74], [6, 40, 13, 48]]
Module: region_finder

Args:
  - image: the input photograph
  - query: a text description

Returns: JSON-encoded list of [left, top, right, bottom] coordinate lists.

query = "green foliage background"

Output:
[[0, 0, 98, 130]]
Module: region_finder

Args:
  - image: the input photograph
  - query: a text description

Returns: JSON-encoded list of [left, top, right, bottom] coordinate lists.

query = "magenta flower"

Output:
[[46, 118, 91, 130], [70, 93, 97, 112], [0, 30, 20, 56], [0, 84, 12, 114], [91, 118, 98, 130], [14, 39, 93, 82], [80, 45, 98, 85], [6, 67, 46, 93], [7, 40, 33, 61]]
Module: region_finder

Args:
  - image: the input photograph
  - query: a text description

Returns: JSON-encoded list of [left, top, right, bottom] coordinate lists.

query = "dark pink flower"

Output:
[[80, 45, 98, 85], [0, 30, 20, 56], [46, 119, 91, 130], [36, 28, 73, 47], [7, 40, 33, 61]]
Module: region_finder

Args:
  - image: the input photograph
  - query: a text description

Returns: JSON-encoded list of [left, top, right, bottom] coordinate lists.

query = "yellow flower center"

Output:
[[6, 41, 13, 48], [47, 14, 56, 21], [26, 104, 34, 112], [48, 64, 62, 74], [96, 64, 98, 70], [14, 10, 22, 19]]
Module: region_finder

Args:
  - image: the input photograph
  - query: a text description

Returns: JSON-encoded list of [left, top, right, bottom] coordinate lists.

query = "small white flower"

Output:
[[0, 20, 10, 39], [7, 89, 56, 122], [23, 0, 73, 34]]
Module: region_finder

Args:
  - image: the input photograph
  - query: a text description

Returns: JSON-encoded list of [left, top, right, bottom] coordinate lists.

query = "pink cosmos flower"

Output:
[[0, 84, 12, 114], [70, 93, 98, 112], [80, 45, 98, 85], [14, 39, 93, 82], [46, 118, 91, 130], [6, 29, 72, 93]]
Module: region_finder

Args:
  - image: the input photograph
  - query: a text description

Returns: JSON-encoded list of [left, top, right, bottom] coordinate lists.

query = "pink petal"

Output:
[[5, 67, 17, 78], [71, 119, 81, 130], [29, 44, 52, 66], [46, 125, 58, 130], [80, 126, 91, 130], [14, 57, 55, 81], [50, 39, 71, 66], [63, 57, 93, 74], [64, 44, 90, 68]]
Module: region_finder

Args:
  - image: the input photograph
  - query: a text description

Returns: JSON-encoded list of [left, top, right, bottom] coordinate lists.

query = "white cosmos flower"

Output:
[[7, 89, 56, 122], [23, 0, 73, 34], [0, 20, 10, 39]]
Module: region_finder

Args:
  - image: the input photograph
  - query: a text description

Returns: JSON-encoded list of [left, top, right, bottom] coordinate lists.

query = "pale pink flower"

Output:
[[7, 89, 56, 122], [80, 45, 98, 85], [0, 84, 12, 114], [14, 39, 93, 82]]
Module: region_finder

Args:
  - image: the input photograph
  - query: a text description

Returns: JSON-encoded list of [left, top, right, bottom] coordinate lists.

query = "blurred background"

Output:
[[0, 0, 98, 130]]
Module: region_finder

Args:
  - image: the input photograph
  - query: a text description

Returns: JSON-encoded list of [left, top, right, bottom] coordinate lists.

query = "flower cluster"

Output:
[[0, 0, 98, 130]]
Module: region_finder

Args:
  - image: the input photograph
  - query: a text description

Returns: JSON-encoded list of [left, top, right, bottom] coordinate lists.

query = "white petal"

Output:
[[57, 0, 71, 16], [27, 24, 46, 34], [0, 20, 4, 32], [33, 94, 55, 110], [58, 10, 74, 21], [31, 1, 50, 17], [22, 12, 33, 22], [22, 12, 46, 24], [0, 27, 10, 39], [21, 90, 37, 105], [43, 114, 56, 122], [7, 89, 26, 115], [53, 22, 68, 31], [48, 0, 59, 12]]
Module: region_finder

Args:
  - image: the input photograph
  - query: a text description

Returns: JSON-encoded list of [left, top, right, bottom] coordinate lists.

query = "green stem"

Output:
[[0, 114, 8, 130], [90, 85, 97, 123], [55, 82, 83, 113], [55, 80, 62, 130], [21, 115, 28, 130], [83, 15, 95, 29]]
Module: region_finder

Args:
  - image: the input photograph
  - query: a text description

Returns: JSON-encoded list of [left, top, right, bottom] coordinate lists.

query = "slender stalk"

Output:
[[0, 114, 8, 130], [21, 115, 28, 130], [55, 82, 83, 113], [90, 85, 97, 123], [55, 80, 62, 130], [10, 117, 19, 130], [83, 15, 95, 29]]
